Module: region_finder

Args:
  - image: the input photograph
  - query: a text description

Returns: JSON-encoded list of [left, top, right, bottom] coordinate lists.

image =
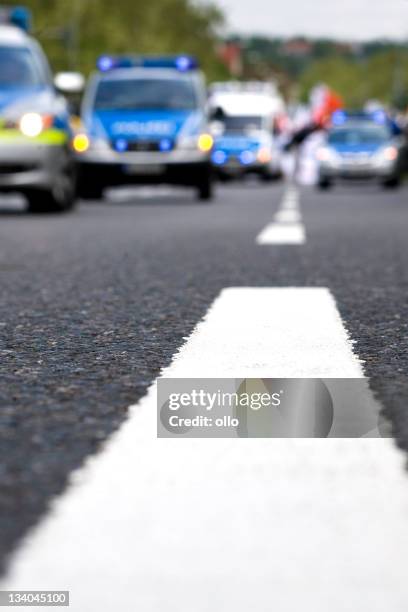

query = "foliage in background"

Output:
[[8, 0, 228, 80], [5, 2, 408, 108], [239, 36, 408, 109], [299, 50, 408, 108]]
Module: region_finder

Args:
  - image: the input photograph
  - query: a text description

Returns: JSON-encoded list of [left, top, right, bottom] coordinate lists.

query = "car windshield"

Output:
[[0, 46, 45, 88], [222, 116, 263, 132], [94, 78, 197, 111], [328, 124, 390, 146]]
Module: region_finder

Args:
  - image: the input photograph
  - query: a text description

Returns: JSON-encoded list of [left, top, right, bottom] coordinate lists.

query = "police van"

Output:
[[75, 55, 214, 201], [209, 83, 284, 181], [0, 6, 77, 212]]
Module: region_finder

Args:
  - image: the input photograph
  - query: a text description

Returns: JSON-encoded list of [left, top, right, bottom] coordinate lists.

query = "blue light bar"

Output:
[[371, 110, 387, 124], [97, 56, 115, 72], [331, 110, 347, 126], [97, 55, 134, 72], [97, 55, 199, 72], [331, 110, 388, 128], [175, 56, 194, 72], [0, 6, 32, 31]]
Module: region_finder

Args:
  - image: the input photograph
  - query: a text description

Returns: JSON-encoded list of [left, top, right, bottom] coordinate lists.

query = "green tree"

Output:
[[299, 57, 364, 107], [9, 0, 226, 79], [299, 50, 408, 109]]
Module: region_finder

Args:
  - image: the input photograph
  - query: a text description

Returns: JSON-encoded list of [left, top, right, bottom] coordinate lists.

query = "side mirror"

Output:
[[54, 72, 85, 95]]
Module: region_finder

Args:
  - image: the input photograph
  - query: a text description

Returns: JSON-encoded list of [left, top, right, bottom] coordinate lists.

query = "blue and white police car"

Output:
[[0, 6, 77, 212], [209, 89, 283, 181], [317, 111, 404, 190], [75, 55, 214, 201]]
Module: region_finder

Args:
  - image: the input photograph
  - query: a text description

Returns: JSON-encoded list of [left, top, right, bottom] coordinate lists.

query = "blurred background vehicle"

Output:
[[0, 2, 407, 201], [316, 111, 405, 189], [74, 55, 214, 201], [0, 7, 78, 213], [209, 81, 285, 181]]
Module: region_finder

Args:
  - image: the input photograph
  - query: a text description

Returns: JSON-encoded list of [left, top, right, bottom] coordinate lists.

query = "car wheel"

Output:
[[196, 168, 214, 202], [26, 147, 76, 213], [260, 171, 274, 183], [26, 168, 76, 214], [317, 179, 333, 190], [26, 188, 75, 213], [382, 177, 401, 189]]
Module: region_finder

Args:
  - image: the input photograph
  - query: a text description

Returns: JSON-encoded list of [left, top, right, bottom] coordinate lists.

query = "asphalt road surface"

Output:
[[0, 180, 408, 605]]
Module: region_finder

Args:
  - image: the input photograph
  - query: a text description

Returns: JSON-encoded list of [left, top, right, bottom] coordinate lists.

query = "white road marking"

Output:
[[256, 186, 306, 245], [2, 288, 407, 612], [281, 189, 299, 207], [281, 195, 299, 209], [274, 208, 302, 223], [256, 222, 305, 244], [165, 288, 364, 378], [282, 198, 299, 210]]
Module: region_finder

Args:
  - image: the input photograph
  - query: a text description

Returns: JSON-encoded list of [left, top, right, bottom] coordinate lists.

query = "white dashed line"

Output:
[[256, 222, 305, 244], [274, 208, 302, 223], [2, 288, 407, 612], [256, 185, 306, 245]]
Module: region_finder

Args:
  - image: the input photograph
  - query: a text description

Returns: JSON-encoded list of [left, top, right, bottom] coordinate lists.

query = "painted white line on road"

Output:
[[165, 288, 363, 378], [256, 222, 305, 245], [282, 200, 299, 211], [282, 192, 299, 205], [2, 288, 407, 612], [257, 185, 306, 245], [274, 208, 302, 223], [281, 196, 299, 210]]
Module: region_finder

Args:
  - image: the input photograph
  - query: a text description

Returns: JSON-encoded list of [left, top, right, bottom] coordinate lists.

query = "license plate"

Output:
[[226, 160, 241, 168], [124, 164, 165, 176]]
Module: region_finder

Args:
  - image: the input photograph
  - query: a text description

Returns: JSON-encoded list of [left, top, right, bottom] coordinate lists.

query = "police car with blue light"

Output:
[[317, 111, 404, 190], [75, 55, 214, 201], [208, 85, 284, 181], [0, 6, 79, 212]]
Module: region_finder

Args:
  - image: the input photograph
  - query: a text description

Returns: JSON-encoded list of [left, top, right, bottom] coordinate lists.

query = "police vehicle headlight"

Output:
[[72, 133, 90, 153], [257, 147, 272, 164], [374, 146, 398, 166], [72, 134, 110, 153], [197, 133, 214, 153], [19, 113, 53, 138], [316, 146, 339, 167], [178, 133, 214, 152]]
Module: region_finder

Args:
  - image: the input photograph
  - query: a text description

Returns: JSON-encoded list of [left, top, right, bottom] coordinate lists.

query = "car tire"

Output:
[[317, 179, 333, 190], [77, 165, 105, 201], [26, 189, 76, 213], [382, 177, 401, 189], [26, 177, 76, 215], [26, 148, 77, 213], [196, 168, 214, 202], [260, 171, 274, 183]]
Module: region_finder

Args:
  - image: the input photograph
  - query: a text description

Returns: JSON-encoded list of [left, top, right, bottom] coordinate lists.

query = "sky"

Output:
[[215, 0, 408, 41]]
